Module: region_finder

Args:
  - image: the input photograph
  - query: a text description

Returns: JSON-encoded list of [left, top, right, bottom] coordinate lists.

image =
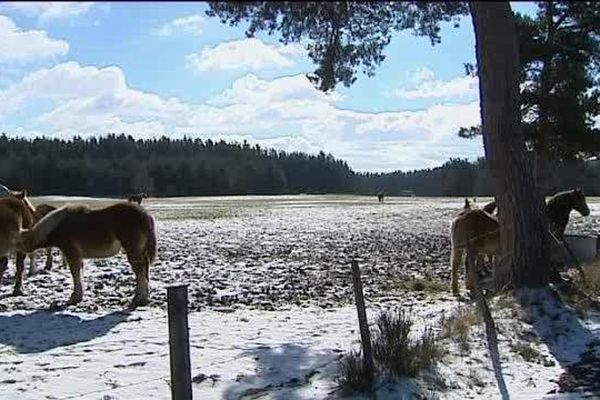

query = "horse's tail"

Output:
[[144, 214, 157, 265], [27, 205, 71, 249]]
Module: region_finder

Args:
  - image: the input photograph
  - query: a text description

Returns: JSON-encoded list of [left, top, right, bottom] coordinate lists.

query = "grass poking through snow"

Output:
[[338, 350, 374, 393], [338, 309, 443, 394], [439, 305, 481, 353]]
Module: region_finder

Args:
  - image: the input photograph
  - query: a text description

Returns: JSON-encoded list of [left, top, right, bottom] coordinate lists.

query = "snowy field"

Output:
[[1, 195, 600, 399]]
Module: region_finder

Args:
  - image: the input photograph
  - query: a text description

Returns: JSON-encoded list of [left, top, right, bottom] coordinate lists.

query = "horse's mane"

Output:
[[34, 204, 56, 219], [21, 196, 36, 214], [547, 189, 575, 205]]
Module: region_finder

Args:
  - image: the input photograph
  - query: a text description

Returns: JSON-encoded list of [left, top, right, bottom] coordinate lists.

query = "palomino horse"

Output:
[[0, 190, 36, 295], [450, 198, 499, 296], [450, 188, 591, 296], [16, 201, 157, 307], [128, 193, 148, 205]]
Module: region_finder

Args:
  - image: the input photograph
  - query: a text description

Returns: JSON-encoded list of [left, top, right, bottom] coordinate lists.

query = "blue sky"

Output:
[[0, 2, 538, 172]]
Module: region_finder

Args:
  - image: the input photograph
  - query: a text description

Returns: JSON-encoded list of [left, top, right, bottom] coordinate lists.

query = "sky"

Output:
[[0, 1, 538, 173]]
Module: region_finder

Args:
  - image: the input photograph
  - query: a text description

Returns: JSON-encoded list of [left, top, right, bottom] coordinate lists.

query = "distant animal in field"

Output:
[[0, 190, 36, 295], [377, 192, 385, 203], [128, 193, 148, 205], [17, 201, 157, 308], [449, 188, 591, 296]]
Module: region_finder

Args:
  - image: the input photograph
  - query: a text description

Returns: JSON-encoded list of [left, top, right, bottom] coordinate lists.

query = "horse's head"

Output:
[[572, 187, 590, 217], [9, 188, 36, 214]]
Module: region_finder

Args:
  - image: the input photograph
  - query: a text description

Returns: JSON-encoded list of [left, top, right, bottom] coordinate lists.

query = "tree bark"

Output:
[[470, 2, 550, 289]]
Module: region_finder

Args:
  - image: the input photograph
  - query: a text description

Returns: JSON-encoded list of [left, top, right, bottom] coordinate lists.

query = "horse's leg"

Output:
[[63, 247, 84, 305], [465, 249, 477, 294], [451, 244, 464, 296], [13, 252, 26, 296], [126, 250, 149, 307], [28, 251, 36, 276], [0, 256, 7, 287], [44, 248, 53, 271]]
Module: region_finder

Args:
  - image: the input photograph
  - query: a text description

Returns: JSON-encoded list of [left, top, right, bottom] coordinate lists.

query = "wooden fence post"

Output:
[[350, 260, 374, 381], [167, 284, 192, 400]]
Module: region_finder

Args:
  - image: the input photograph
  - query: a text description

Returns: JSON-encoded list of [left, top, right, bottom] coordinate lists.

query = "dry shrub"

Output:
[[338, 350, 373, 393], [338, 309, 444, 394]]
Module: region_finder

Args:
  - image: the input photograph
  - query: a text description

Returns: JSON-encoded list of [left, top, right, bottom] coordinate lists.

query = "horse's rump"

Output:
[[450, 208, 500, 295], [451, 209, 499, 249]]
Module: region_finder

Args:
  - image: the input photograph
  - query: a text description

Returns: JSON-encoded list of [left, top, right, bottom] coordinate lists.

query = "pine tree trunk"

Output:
[[470, 2, 550, 289]]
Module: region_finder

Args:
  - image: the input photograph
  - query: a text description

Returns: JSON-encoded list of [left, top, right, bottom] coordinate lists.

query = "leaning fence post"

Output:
[[167, 284, 192, 400], [350, 260, 374, 381]]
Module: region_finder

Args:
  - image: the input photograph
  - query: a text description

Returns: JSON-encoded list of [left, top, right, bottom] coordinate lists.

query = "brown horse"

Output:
[[128, 193, 148, 205], [450, 188, 591, 296], [546, 188, 590, 238], [16, 202, 157, 307], [377, 192, 385, 203], [0, 190, 36, 295]]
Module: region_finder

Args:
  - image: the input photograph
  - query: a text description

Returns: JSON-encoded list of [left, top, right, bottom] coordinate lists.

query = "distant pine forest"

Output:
[[0, 134, 596, 197]]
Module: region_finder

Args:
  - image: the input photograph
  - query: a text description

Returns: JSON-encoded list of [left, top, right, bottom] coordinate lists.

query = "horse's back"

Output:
[[451, 209, 499, 250]]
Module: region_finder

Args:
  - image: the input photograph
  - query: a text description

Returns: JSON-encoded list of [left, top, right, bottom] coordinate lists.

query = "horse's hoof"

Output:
[[47, 301, 67, 312], [67, 294, 83, 305], [130, 296, 149, 308]]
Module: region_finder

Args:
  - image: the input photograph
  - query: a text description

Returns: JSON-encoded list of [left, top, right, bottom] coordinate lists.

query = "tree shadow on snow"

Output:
[[516, 286, 600, 395], [0, 309, 132, 354], [222, 343, 341, 400]]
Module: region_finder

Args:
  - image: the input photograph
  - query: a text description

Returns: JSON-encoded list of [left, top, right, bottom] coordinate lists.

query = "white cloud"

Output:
[[392, 67, 479, 101], [155, 14, 204, 37], [0, 15, 69, 63], [1, 2, 96, 20], [186, 38, 304, 72], [208, 73, 342, 106], [1, 63, 483, 172], [412, 67, 435, 84]]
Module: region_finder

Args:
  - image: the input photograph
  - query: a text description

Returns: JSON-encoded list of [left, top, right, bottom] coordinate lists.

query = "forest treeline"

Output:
[[0, 134, 596, 197]]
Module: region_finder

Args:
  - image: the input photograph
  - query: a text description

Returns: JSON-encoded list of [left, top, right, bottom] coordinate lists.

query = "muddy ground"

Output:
[[1, 195, 598, 313]]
